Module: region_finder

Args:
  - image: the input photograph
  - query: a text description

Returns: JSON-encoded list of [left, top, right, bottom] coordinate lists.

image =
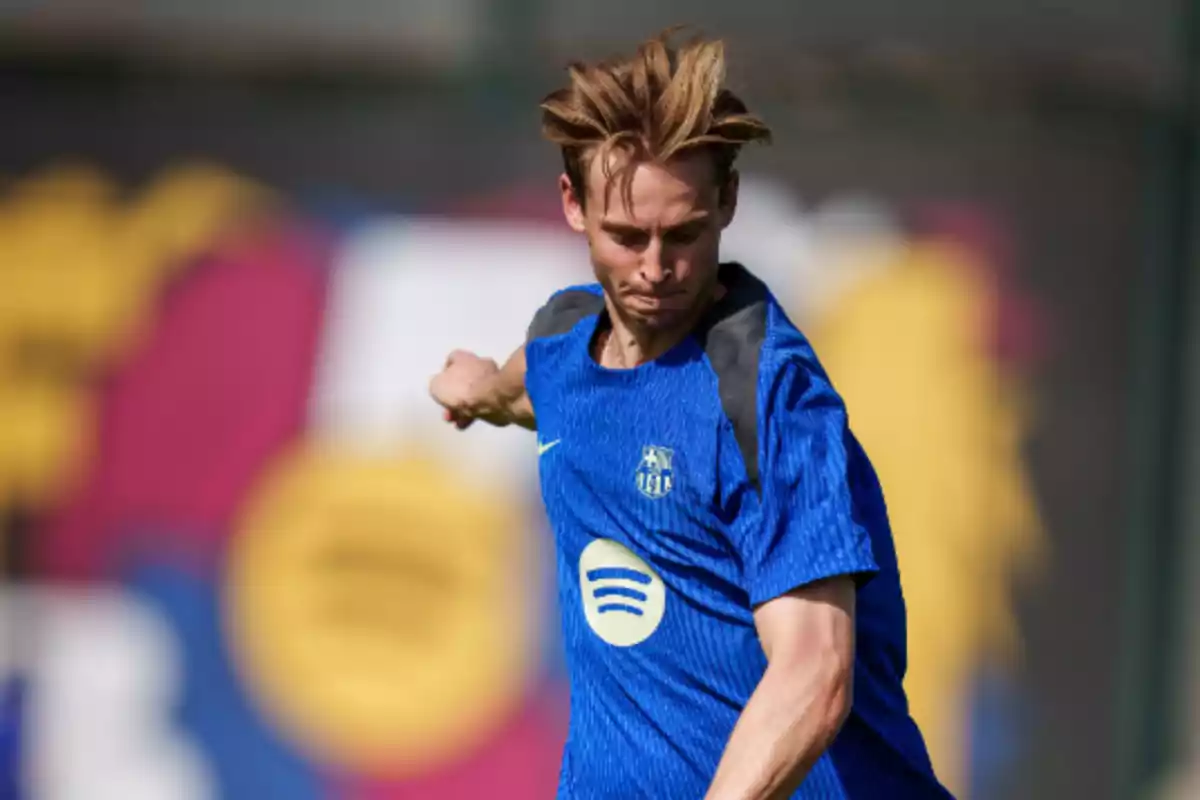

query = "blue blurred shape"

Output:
[[969, 667, 1027, 800], [0, 676, 24, 800], [124, 558, 326, 800]]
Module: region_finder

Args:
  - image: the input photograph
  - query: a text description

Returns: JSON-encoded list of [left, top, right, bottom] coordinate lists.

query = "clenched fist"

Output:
[[429, 349, 501, 429]]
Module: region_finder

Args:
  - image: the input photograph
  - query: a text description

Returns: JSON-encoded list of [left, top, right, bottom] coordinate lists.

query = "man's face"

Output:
[[560, 150, 737, 330]]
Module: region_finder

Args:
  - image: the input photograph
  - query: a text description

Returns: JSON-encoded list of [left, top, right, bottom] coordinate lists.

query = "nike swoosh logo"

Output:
[[538, 439, 561, 456]]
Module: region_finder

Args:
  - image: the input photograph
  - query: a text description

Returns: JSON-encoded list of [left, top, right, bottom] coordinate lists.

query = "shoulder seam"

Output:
[[526, 286, 604, 342], [695, 263, 771, 493]]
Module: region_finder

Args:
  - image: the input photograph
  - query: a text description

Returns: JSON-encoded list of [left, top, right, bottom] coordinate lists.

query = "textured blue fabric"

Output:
[[525, 278, 953, 799]]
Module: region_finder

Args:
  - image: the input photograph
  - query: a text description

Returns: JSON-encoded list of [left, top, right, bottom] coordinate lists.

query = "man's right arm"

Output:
[[430, 344, 536, 431], [433, 288, 599, 431]]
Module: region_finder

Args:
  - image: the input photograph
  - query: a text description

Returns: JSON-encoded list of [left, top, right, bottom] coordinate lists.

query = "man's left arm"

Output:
[[704, 577, 856, 800], [709, 353, 879, 799]]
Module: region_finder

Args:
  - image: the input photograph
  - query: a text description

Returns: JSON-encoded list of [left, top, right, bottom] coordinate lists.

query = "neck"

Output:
[[598, 280, 724, 369]]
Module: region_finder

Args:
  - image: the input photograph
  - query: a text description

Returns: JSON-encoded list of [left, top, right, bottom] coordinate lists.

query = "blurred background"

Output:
[[0, 2, 1198, 799]]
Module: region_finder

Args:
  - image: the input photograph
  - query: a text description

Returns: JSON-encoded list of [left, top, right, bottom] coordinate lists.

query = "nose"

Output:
[[640, 240, 670, 286]]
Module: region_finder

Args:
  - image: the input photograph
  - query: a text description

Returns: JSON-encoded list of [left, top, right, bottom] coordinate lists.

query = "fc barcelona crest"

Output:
[[635, 445, 675, 499]]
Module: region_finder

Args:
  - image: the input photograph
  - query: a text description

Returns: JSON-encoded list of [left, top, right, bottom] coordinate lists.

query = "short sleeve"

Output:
[[741, 356, 880, 606], [525, 299, 558, 342]]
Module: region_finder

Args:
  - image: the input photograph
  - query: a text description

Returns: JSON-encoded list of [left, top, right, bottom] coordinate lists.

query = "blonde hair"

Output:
[[539, 29, 772, 209]]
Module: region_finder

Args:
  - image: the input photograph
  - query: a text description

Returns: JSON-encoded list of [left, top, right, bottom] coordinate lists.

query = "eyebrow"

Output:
[[599, 212, 710, 235]]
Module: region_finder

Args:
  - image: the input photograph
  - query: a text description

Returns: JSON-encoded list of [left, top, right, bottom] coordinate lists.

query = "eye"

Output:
[[612, 230, 649, 250], [665, 224, 704, 246]]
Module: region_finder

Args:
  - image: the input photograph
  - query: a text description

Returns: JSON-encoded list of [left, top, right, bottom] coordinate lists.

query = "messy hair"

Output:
[[539, 28, 772, 210]]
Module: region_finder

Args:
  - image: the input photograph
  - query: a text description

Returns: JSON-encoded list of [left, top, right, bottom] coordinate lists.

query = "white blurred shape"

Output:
[[23, 586, 214, 800], [800, 194, 906, 319], [309, 216, 591, 490], [722, 176, 905, 323], [721, 174, 814, 305]]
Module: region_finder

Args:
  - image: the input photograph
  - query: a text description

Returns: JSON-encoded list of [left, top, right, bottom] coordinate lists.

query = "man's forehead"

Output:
[[588, 157, 720, 223]]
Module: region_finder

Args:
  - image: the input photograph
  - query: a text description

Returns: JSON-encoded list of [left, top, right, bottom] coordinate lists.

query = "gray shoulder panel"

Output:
[[695, 263, 769, 491], [526, 289, 605, 342]]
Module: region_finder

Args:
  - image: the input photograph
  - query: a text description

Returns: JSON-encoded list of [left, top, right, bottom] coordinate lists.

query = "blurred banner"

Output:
[[0, 12, 1162, 797], [0, 154, 1092, 800]]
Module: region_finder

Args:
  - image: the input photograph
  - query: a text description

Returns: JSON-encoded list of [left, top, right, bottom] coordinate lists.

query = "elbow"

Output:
[[770, 645, 854, 743], [818, 653, 854, 741], [826, 662, 853, 736], [805, 646, 855, 744]]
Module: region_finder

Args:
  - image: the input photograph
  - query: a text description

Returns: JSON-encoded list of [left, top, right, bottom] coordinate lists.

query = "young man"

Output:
[[429, 30, 954, 800]]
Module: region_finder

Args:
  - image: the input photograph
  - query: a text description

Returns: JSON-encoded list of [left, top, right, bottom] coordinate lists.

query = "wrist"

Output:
[[464, 372, 512, 423]]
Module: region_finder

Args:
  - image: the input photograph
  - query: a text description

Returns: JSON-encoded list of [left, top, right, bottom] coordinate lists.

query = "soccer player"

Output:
[[429, 30, 954, 800]]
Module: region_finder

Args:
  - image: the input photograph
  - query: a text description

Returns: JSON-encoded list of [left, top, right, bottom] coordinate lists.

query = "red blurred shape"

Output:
[[36, 220, 331, 579], [911, 203, 1048, 370], [447, 184, 564, 224], [339, 690, 567, 800]]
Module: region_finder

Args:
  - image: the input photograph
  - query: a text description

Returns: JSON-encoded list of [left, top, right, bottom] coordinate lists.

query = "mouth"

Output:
[[626, 291, 689, 311]]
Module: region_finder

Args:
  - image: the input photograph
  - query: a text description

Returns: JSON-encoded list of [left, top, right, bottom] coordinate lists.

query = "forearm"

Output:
[[465, 374, 532, 429], [464, 346, 535, 430], [705, 659, 851, 800]]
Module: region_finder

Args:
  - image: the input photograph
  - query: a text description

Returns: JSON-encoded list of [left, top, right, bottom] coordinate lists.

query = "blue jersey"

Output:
[[524, 263, 952, 799]]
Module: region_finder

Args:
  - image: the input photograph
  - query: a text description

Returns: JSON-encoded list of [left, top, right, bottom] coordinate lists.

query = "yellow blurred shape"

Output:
[[0, 379, 90, 509], [123, 162, 272, 274], [808, 242, 1044, 797], [0, 161, 268, 373], [226, 441, 537, 775], [0, 163, 146, 371]]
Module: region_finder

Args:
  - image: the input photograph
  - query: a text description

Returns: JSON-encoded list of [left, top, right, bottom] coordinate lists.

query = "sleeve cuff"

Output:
[[747, 545, 879, 607]]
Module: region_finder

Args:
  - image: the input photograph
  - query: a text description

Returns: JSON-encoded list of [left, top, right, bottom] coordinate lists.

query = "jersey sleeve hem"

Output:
[[747, 530, 880, 607]]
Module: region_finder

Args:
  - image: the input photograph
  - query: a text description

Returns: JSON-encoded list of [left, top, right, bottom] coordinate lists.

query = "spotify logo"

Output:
[[579, 539, 666, 647]]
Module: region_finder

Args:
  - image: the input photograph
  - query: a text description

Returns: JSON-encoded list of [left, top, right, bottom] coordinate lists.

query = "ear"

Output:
[[559, 173, 587, 233], [718, 169, 739, 230]]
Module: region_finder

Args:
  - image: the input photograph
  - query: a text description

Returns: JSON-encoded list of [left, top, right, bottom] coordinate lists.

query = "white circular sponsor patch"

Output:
[[579, 539, 666, 647]]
